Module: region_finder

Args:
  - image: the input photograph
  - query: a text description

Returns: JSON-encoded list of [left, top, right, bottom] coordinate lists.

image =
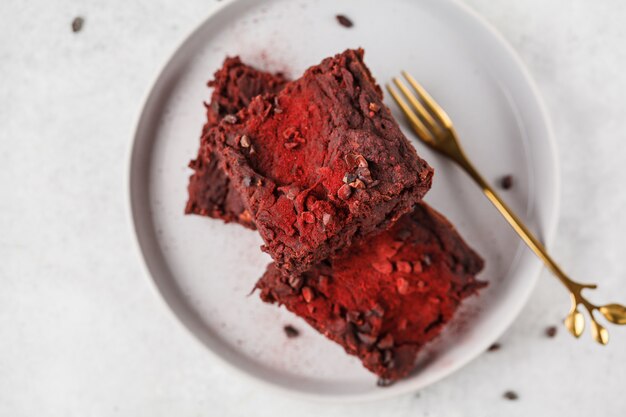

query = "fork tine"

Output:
[[386, 84, 434, 143], [402, 71, 453, 129], [392, 78, 438, 131]]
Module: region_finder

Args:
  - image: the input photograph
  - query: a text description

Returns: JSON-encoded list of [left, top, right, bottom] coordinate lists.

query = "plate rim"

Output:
[[126, 0, 560, 402]]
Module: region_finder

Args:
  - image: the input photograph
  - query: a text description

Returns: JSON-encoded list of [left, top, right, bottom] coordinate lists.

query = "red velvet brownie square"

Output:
[[210, 49, 434, 274], [186, 57, 287, 229], [256, 203, 485, 382]]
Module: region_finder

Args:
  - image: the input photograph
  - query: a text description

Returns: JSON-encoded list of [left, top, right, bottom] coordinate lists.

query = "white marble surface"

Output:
[[1, 0, 625, 415]]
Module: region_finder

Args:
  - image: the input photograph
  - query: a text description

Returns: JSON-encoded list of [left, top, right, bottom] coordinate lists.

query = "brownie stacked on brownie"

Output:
[[257, 203, 485, 381], [186, 49, 485, 383], [206, 49, 433, 274]]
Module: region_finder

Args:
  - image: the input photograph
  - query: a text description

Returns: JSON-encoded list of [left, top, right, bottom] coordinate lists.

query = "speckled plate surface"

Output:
[[128, 0, 559, 402]]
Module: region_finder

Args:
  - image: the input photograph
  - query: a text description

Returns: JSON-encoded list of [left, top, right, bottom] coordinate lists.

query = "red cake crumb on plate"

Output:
[[256, 203, 485, 381], [209, 49, 433, 274]]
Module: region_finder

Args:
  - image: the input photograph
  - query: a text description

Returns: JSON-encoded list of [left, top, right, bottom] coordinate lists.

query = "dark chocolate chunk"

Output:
[[283, 325, 300, 338], [71, 16, 84, 33], [500, 175, 514, 190], [487, 342, 501, 352], [336, 14, 354, 28], [503, 391, 519, 400], [545, 326, 557, 338]]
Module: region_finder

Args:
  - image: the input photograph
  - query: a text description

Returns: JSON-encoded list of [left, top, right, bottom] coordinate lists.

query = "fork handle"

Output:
[[457, 157, 584, 292]]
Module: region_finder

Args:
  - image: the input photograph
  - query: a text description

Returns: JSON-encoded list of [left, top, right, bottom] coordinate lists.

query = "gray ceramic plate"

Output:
[[128, 0, 559, 401]]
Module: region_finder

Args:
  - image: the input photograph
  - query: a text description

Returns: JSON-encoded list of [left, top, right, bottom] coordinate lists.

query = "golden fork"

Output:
[[387, 71, 626, 345]]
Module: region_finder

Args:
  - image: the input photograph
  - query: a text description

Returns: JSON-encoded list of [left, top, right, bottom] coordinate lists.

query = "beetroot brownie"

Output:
[[256, 203, 485, 382], [186, 57, 287, 228], [209, 49, 434, 274]]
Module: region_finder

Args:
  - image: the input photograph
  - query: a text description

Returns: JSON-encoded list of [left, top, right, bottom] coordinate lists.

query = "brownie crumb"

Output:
[[71, 16, 84, 33], [545, 326, 557, 338], [500, 175, 513, 190], [487, 342, 501, 352], [283, 325, 300, 338], [503, 391, 519, 401], [336, 15, 354, 28]]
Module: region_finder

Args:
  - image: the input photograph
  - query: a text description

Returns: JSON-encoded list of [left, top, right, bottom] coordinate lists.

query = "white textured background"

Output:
[[1, 0, 625, 415]]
